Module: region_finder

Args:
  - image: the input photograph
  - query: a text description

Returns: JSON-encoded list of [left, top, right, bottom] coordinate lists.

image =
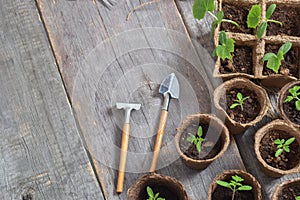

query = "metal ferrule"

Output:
[[162, 93, 170, 111]]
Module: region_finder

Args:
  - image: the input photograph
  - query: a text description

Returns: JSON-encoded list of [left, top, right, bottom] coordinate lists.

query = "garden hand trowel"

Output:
[[150, 73, 179, 172], [116, 102, 141, 193]]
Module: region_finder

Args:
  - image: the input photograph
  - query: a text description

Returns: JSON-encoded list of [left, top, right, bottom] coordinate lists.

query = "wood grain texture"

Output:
[[174, 0, 300, 199], [0, 0, 104, 199], [36, 0, 245, 199]]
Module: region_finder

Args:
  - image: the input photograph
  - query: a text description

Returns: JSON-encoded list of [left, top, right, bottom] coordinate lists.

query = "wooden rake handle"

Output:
[[116, 123, 130, 193], [150, 110, 168, 172]]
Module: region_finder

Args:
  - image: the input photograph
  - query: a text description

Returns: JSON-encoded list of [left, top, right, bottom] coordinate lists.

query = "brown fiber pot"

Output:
[[254, 119, 300, 177], [272, 178, 300, 200], [278, 80, 300, 129], [175, 113, 230, 170], [214, 78, 270, 134], [127, 173, 189, 200], [207, 170, 262, 200]]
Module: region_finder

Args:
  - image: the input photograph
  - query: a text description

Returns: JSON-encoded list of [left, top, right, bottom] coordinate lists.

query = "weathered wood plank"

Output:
[[0, 0, 104, 199], [174, 0, 300, 199], [36, 0, 245, 199]]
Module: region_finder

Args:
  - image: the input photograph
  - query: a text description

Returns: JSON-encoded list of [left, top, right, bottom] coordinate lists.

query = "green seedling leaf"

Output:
[[274, 139, 282, 145], [216, 180, 231, 188], [214, 31, 235, 61], [193, 0, 215, 20], [237, 92, 243, 101], [196, 141, 202, 152], [187, 135, 196, 143], [157, 198, 165, 200], [275, 148, 283, 157], [237, 185, 253, 191], [230, 103, 240, 109], [197, 126, 203, 137], [232, 175, 243, 182], [257, 21, 267, 39], [284, 96, 294, 103], [266, 4, 276, 19], [247, 4, 261, 28], [216, 11, 224, 24], [296, 100, 300, 111], [285, 137, 295, 145], [147, 186, 154, 198], [283, 146, 290, 152], [279, 42, 292, 55], [296, 196, 300, 200]]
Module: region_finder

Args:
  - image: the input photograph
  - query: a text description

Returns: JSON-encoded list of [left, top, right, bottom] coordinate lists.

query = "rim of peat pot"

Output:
[[214, 77, 270, 134], [127, 173, 189, 200], [175, 113, 230, 170], [272, 178, 300, 200], [254, 119, 300, 177], [278, 80, 300, 129], [207, 170, 262, 200]]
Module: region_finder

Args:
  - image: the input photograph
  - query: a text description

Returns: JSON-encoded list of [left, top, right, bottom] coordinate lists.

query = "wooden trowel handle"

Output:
[[116, 123, 130, 193], [150, 110, 169, 172]]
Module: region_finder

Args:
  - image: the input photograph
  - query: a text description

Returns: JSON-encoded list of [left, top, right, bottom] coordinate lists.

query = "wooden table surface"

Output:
[[1, 0, 299, 199]]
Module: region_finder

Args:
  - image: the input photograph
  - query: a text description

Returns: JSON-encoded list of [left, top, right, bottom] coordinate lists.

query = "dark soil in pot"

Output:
[[138, 185, 177, 200], [220, 88, 261, 123], [259, 130, 300, 170], [278, 184, 300, 200], [282, 86, 300, 125], [179, 123, 221, 160], [263, 44, 299, 78], [219, 46, 254, 74], [221, 3, 253, 34], [212, 180, 254, 200], [266, 5, 300, 37]]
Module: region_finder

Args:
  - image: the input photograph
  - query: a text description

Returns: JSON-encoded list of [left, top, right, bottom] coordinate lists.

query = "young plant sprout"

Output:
[[213, 31, 235, 61], [262, 42, 292, 74], [216, 175, 252, 200], [284, 85, 300, 111], [247, 4, 282, 39], [193, 0, 239, 31], [187, 126, 205, 153], [230, 92, 249, 111], [296, 196, 300, 200], [274, 137, 295, 157], [146, 186, 165, 200]]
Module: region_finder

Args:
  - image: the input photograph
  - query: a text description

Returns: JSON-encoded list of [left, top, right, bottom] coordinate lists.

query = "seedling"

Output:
[[296, 196, 300, 200], [146, 186, 165, 200], [247, 4, 282, 39], [274, 137, 295, 157], [284, 85, 300, 111], [230, 92, 249, 111], [187, 126, 205, 153], [193, 0, 239, 31], [216, 175, 252, 200], [213, 31, 235, 61], [262, 42, 292, 74]]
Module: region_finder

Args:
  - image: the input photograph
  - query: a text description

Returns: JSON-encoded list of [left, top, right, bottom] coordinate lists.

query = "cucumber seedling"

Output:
[[193, 0, 239, 31], [284, 85, 300, 111], [230, 92, 249, 111], [146, 186, 165, 200], [262, 42, 292, 74], [187, 126, 205, 153], [216, 175, 252, 200], [247, 4, 282, 39], [213, 31, 235, 61], [274, 137, 295, 157]]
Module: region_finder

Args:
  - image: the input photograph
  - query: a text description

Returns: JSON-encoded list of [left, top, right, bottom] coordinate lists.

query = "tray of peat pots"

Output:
[[278, 80, 300, 129], [207, 170, 262, 200], [192, 0, 300, 87], [254, 119, 300, 177], [272, 178, 300, 200], [174, 113, 230, 170], [214, 78, 270, 134], [127, 173, 188, 200]]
